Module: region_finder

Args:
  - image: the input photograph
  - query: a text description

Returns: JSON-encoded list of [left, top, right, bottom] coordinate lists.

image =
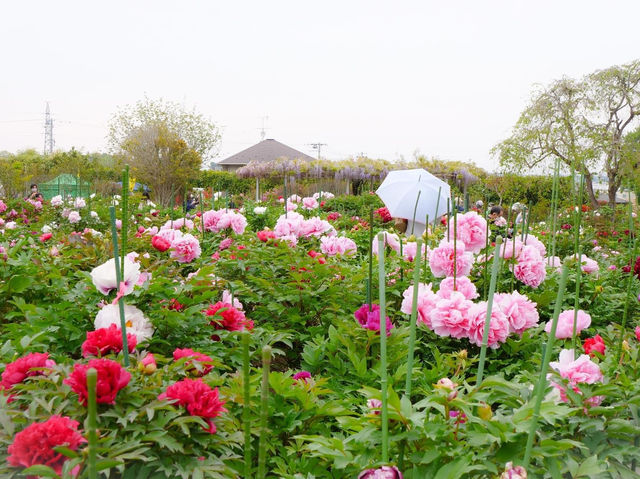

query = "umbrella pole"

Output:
[[446, 197, 450, 238], [434, 186, 442, 229]]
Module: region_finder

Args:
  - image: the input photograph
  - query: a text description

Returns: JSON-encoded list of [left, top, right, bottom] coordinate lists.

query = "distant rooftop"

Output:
[[216, 139, 315, 167]]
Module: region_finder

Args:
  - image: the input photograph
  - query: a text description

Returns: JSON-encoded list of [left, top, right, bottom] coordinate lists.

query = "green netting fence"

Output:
[[39, 174, 92, 200]]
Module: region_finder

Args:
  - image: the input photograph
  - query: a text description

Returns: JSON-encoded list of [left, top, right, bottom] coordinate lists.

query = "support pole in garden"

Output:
[[86, 368, 98, 479], [120, 165, 129, 272], [109, 206, 130, 367], [257, 345, 271, 479], [571, 246, 583, 352], [476, 236, 502, 385], [242, 331, 252, 478], [377, 233, 389, 464], [199, 191, 205, 240], [368, 209, 374, 310], [523, 265, 570, 467], [423, 215, 429, 281], [404, 238, 423, 395], [453, 196, 458, 290], [410, 189, 421, 237], [616, 193, 637, 362]]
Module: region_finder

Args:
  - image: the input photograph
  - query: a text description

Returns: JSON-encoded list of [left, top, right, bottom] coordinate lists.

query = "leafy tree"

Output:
[[494, 60, 640, 207], [120, 123, 202, 206], [108, 97, 221, 205]]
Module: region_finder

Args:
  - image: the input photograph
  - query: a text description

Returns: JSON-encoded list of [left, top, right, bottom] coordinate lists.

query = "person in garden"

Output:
[[27, 184, 43, 202], [185, 193, 199, 212], [489, 205, 503, 224]]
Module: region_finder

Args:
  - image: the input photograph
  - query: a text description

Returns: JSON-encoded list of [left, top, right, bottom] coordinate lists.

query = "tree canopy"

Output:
[[494, 59, 640, 206]]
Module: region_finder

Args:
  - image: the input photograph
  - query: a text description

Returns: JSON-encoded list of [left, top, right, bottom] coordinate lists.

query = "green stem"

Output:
[[378, 233, 389, 464], [523, 265, 570, 467], [410, 190, 422, 236], [453, 195, 457, 290], [476, 236, 503, 385], [109, 206, 130, 367], [87, 368, 98, 479], [446, 197, 450, 239], [257, 346, 271, 479], [550, 159, 560, 262], [483, 198, 489, 300], [423, 214, 429, 282], [243, 332, 252, 478], [199, 191, 205, 240], [404, 238, 423, 396]]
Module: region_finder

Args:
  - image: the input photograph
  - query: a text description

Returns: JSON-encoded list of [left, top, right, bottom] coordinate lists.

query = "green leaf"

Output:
[[9, 274, 33, 293], [22, 464, 61, 478]]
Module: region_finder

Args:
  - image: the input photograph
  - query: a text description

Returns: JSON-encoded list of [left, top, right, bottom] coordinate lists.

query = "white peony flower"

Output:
[[74, 197, 86, 208], [253, 206, 267, 215], [94, 303, 153, 343], [41, 224, 52, 233], [51, 195, 63, 207], [90, 211, 99, 219], [68, 211, 81, 224], [90, 257, 141, 295], [5, 221, 17, 230]]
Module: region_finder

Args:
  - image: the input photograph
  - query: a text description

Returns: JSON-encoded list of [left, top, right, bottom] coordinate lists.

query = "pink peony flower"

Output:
[[466, 301, 510, 349], [548, 349, 603, 405], [170, 233, 201, 263], [429, 240, 474, 278], [274, 212, 304, 237], [372, 231, 401, 255], [583, 335, 606, 357], [400, 283, 438, 328], [573, 254, 599, 274], [353, 304, 394, 336], [302, 197, 319, 210], [358, 466, 403, 479], [139, 353, 157, 374], [494, 291, 539, 335], [292, 371, 312, 383], [222, 290, 243, 310], [163, 218, 194, 230], [68, 211, 81, 224], [367, 398, 382, 415], [512, 245, 546, 288], [81, 324, 137, 358], [1, 352, 56, 393], [545, 309, 591, 339], [403, 241, 426, 262], [448, 211, 487, 253], [500, 462, 527, 479], [320, 235, 357, 256], [523, 234, 546, 256], [437, 276, 478, 300], [430, 292, 474, 339], [500, 238, 523, 260], [173, 348, 215, 376], [219, 237, 233, 250], [299, 217, 335, 238]]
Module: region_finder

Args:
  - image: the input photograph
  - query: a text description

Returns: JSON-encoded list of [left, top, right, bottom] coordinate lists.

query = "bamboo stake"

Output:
[[523, 265, 570, 467], [476, 236, 503, 385], [257, 346, 271, 478], [616, 193, 637, 362], [109, 207, 130, 367], [368, 209, 374, 310], [378, 233, 389, 463], [86, 368, 98, 479], [242, 332, 252, 478], [120, 166, 129, 272], [571, 246, 583, 352]]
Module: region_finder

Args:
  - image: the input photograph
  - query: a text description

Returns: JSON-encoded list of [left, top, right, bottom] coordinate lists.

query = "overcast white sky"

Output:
[[1, 0, 638, 171]]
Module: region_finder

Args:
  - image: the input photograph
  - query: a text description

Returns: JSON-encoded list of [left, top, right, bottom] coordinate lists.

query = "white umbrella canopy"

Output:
[[376, 169, 451, 225]]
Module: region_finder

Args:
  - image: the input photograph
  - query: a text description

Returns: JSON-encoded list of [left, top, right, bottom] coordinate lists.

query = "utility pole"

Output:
[[258, 116, 269, 141], [43, 102, 54, 155], [309, 142, 327, 160]]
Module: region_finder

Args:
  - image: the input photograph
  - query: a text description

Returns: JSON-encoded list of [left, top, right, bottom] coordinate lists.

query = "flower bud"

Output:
[[500, 462, 527, 479], [478, 402, 492, 421], [138, 353, 157, 374]]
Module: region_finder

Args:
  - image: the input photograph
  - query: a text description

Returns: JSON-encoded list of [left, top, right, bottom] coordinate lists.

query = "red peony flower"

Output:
[[81, 324, 137, 358], [158, 378, 227, 433], [168, 298, 185, 311], [39, 232, 52, 242], [583, 334, 606, 357], [1, 352, 56, 392], [327, 212, 342, 221], [173, 348, 214, 376], [151, 235, 171, 252], [8, 415, 85, 476], [64, 358, 131, 406], [375, 207, 392, 223], [307, 250, 327, 264], [257, 230, 276, 242], [205, 302, 254, 332]]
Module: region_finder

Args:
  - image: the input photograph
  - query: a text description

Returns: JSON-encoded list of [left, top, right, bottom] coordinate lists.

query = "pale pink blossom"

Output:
[[524, 234, 546, 256], [287, 194, 302, 203], [466, 301, 510, 348], [437, 276, 478, 300], [448, 211, 487, 253], [90, 257, 141, 295], [367, 398, 382, 415], [222, 290, 243, 310], [313, 191, 334, 200], [170, 233, 201, 263], [162, 218, 194, 230], [545, 309, 591, 339], [430, 291, 474, 339], [494, 217, 507, 227], [286, 201, 298, 211], [301, 197, 319, 210], [429, 239, 474, 278], [548, 349, 603, 405], [69, 212, 82, 224], [50, 195, 63, 207], [512, 245, 546, 288], [274, 212, 304, 237], [400, 283, 438, 327], [500, 238, 523, 260], [403, 241, 426, 262], [372, 232, 401, 255], [299, 217, 335, 238], [320, 236, 357, 256], [494, 291, 539, 335]]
